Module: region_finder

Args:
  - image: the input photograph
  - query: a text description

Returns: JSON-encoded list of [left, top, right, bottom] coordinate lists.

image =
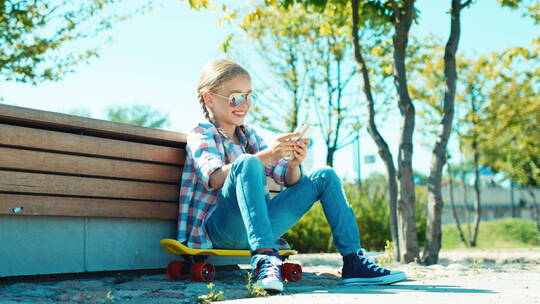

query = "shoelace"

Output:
[[356, 249, 385, 273], [256, 255, 282, 279]]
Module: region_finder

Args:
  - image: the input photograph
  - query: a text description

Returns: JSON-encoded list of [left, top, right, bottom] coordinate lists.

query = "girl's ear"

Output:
[[202, 91, 213, 108]]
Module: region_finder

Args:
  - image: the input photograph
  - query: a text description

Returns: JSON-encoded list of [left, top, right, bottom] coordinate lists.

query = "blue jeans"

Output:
[[205, 154, 361, 256]]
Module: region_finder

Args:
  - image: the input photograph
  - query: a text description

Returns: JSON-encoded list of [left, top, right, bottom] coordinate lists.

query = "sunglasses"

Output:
[[211, 92, 258, 107]]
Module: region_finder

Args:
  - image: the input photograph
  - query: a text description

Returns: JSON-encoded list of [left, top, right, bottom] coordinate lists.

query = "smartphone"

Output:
[[284, 123, 312, 160]]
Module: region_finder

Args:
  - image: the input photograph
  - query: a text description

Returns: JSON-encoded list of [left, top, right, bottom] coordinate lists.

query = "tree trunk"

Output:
[[355, 135, 362, 188], [326, 58, 345, 168], [423, 0, 468, 265], [470, 146, 481, 247], [289, 48, 300, 132], [447, 161, 469, 247], [326, 146, 336, 167], [461, 170, 472, 238], [510, 181, 517, 218], [392, 0, 419, 263], [351, 0, 400, 260], [527, 187, 540, 233]]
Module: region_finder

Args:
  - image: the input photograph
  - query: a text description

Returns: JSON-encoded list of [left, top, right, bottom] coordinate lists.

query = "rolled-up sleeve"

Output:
[[187, 128, 225, 190], [266, 159, 289, 186]]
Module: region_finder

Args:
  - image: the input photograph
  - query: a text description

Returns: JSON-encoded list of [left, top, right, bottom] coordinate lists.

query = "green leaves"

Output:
[[185, 0, 211, 9], [463, 41, 539, 187], [1, 0, 141, 84], [105, 104, 171, 129], [497, 0, 539, 24]]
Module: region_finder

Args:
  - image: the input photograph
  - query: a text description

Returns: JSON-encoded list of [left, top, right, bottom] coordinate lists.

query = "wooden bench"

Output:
[[0, 104, 281, 277]]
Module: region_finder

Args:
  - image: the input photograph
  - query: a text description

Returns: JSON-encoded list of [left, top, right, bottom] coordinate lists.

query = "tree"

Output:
[[414, 48, 493, 250], [268, 0, 421, 262], [445, 159, 470, 247], [231, 0, 417, 261], [350, 1, 403, 260], [65, 107, 92, 118], [418, 36, 540, 244], [472, 40, 540, 231], [105, 104, 170, 129], [274, 0, 537, 264], [420, 0, 473, 264], [222, 4, 313, 134], [311, 9, 362, 166], [1, 0, 147, 84], [223, 4, 361, 167]]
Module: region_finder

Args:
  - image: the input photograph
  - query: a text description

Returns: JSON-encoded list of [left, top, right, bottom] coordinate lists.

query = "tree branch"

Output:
[[460, 0, 473, 9], [336, 133, 359, 150], [389, 0, 400, 21]]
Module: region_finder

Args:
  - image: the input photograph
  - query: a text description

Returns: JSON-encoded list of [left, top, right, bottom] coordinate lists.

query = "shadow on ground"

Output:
[[281, 271, 496, 296]]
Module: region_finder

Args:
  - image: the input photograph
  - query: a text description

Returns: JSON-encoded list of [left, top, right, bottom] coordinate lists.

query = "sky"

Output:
[[1, 0, 537, 181]]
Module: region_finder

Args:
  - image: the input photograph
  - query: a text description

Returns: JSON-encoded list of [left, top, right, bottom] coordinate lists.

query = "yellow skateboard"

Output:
[[160, 239, 302, 282]]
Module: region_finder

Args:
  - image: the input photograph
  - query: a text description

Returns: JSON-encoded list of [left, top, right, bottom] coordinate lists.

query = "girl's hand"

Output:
[[257, 133, 299, 164], [266, 133, 299, 162], [287, 138, 309, 168]]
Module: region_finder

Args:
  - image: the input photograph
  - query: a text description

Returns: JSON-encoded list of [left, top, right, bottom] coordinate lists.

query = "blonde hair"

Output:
[[197, 59, 254, 158], [197, 59, 250, 123]]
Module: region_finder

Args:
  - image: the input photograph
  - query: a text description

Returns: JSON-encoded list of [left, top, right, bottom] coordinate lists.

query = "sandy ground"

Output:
[[1, 248, 539, 304]]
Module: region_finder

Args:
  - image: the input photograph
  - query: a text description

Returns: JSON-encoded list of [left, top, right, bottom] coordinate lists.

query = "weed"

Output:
[[198, 283, 226, 304], [105, 291, 115, 304], [379, 240, 395, 267], [245, 272, 268, 298], [471, 258, 484, 272]]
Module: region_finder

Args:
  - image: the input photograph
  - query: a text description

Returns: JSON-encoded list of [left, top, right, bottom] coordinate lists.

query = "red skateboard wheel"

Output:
[[191, 262, 216, 282], [166, 261, 188, 280], [282, 263, 302, 282]]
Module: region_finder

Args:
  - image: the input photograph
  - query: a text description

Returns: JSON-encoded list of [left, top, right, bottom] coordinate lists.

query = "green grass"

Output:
[[442, 218, 540, 250]]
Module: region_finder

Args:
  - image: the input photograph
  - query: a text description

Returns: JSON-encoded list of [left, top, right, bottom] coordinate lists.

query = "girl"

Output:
[[178, 59, 406, 292]]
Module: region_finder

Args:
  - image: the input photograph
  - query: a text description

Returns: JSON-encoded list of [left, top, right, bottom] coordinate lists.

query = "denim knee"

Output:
[[233, 154, 264, 172], [307, 166, 341, 192], [309, 166, 340, 181]]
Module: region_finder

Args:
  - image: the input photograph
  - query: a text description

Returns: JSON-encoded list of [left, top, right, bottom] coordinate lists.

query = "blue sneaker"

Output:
[[250, 251, 283, 292], [342, 249, 406, 285]]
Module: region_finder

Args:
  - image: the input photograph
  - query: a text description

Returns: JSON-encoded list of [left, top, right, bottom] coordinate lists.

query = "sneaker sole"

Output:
[[257, 279, 284, 292], [342, 272, 407, 285]]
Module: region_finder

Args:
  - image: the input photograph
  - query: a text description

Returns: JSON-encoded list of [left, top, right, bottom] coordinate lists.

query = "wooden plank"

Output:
[[0, 104, 186, 146], [0, 171, 179, 201], [0, 124, 185, 165], [0, 146, 182, 183], [0, 194, 177, 219]]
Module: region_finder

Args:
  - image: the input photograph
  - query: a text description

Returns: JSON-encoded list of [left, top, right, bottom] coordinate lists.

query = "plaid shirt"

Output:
[[177, 121, 289, 249]]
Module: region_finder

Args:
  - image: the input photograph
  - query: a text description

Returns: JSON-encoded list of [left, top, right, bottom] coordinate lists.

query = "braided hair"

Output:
[[197, 59, 255, 162]]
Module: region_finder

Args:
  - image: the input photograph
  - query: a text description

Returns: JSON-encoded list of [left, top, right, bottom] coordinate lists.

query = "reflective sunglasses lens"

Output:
[[248, 93, 258, 103], [229, 93, 245, 107]]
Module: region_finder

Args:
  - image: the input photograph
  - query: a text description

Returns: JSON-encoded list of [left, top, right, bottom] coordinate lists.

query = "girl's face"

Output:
[[205, 74, 252, 128]]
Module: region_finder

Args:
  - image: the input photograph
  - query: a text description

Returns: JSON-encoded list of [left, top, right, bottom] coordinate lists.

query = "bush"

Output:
[[347, 184, 391, 251], [283, 202, 335, 253], [498, 218, 540, 245], [284, 182, 428, 252]]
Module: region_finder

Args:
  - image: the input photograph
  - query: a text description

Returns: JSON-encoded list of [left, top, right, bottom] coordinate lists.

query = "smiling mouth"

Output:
[[233, 110, 246, 117]]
